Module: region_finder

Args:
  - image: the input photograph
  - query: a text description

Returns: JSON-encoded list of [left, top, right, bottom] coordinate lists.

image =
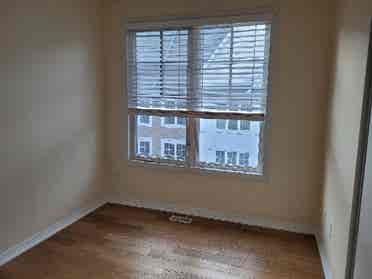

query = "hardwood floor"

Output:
[[0, 204, 324, 279]]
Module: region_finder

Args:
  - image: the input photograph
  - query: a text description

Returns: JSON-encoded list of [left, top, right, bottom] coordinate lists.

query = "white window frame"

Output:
[[239, 152, 250, 166], [216, 150, 226, 164], [138, 115, 152, 127], [126, 12, 274, 177], [161, 116, 187, 128], [137, 137, 152, 156], [227, 151, 238, 165], [176, 143, 187, 161], [160, 138, 187, 161], [227, 120, 239, 131], [216, 119, 227, 130], [239, 120, 251, 131]]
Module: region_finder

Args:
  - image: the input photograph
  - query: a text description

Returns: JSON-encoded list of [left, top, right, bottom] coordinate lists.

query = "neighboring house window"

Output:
[[159, 139, 186, 161], [228, 120, 238, 130], [139, 115, 150, 124], [138, 115, 152, 127], [162, 116, 186, 128], [227, 152, 238, 165], [164, 143, 175, 159], [128, 16, 271, 175], [176, 144, 186, 160], [216, 119, 226, 130], [137, 137, 152, 157], [177, 117, 186, 126], [139, 141, 150, 155], [216, 151, 225, 164], [239, 152, 250, 167], [240, 120, 251, 130], [164, 116, 175, 125]]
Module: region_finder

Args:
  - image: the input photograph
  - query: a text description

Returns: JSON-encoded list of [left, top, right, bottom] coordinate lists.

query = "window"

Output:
[[163, 143, 175, 159], [199, 119, 262, 172], [216, 120, 226, 130], [139, 115, 150, 124], [135, 116, 186, 162], [164, 116, 175, 125], [227, 152, 238, 165], [136, 137, 152, 157], [240, 120, 251, 130], [161, 116, 186, 128], [176, 144, 186, 160], [160, 139, 186, 162], [138, 115, 152, 127], [239, 152, 250, 166], [128, 16, 271, 175], [176, 117, 186, 126], [216, 151, 225, 164], [228, 120, 238, 130], [139, 141, 150, 155]]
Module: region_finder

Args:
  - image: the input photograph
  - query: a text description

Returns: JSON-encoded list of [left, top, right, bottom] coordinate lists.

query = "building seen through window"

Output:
[[135, 115, 261, 169]]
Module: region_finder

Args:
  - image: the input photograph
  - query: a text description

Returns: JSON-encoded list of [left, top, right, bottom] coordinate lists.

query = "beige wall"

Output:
[[320, 0, 372, 278], [104, 0, 335, 230], [3, 1, 370, 276], [0, 0, 105, 252]]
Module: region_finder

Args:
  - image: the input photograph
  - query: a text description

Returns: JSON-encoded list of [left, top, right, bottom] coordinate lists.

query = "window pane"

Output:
[[128, 23, 270, 113], [228, 120, 238, 130], [135, 31, 162, 98], [240, 120, 251, 130], [139, 115, 151, 125], [216, 151, 225, 164], [193, 24, 270, 113], [176, 144, 186, 160], [131, 30, 189, 110], [139, 141, 150, 155], [198, 118, 263, 173], [227, 152, 238, 165], [177, 117, 186, 126], [163, 143, 175, 159], [140, 115, 149, 123], [135, 115, 186, 163], [239, 152, 250, 167], [216, 119, 226, 130], [164, 116, 175, 125]]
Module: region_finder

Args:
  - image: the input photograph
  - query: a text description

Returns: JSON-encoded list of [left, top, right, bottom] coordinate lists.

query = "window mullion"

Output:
[[129, 114, 137, 160]]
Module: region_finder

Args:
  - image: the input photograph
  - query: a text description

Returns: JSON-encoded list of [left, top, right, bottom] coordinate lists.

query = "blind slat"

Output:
[[127, 22, 271, 115]]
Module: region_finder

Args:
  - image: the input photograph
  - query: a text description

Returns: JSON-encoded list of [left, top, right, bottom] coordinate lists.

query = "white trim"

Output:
[[112, 198, 315, 235], [137, 137, 153, 156], [160, 138, 186, 159], [315, 233, 333, 279], [128, 159, 265, 181], [161, 116, 186, 129], [0, 199, 106, 267], [137, 115, 153, 127]]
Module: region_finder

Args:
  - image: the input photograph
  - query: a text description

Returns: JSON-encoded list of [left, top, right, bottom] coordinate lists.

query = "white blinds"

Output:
[[127, 21, 271, 117]]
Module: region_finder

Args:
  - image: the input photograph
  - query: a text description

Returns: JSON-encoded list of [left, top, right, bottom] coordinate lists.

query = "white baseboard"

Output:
[[315, 233, 332, 279], [0, 199, 107, 267], [112, 198, 316, 235]]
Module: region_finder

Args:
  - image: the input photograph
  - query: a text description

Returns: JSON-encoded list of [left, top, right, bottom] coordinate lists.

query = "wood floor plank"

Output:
[[0, 204, 324, 279]]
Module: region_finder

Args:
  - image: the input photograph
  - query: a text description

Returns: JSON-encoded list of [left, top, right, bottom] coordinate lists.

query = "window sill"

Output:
[[127, 159, 267, 182]]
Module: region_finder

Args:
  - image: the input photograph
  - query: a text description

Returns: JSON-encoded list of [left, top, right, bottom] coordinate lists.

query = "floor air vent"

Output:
[[169, 214, 193, 224]]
